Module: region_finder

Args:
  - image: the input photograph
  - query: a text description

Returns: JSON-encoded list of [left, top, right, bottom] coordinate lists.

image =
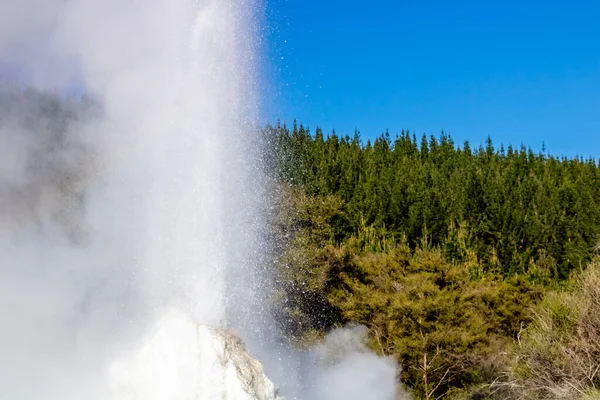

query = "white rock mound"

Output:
[[108, 309, 283, 400]]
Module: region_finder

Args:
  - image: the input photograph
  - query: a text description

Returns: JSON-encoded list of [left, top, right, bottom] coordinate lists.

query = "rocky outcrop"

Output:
[[108, 309, 282, 400]]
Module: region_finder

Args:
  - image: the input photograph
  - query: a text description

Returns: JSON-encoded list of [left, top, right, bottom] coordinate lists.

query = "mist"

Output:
[[0, 0, 257, 398], [0, 1, 402, 399]]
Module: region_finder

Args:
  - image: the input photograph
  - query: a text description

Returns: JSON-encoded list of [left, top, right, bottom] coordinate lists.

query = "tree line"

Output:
[[266, 120, 600, 281]]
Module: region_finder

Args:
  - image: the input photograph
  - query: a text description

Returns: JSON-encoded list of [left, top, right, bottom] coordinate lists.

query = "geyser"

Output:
[[0, 1, 401, 399], [0, 0, 265, 398]]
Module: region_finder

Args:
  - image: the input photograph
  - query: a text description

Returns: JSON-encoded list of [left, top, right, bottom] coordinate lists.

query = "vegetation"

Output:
[[267, 121, 600, 279], [266, 122, 600, 399], [504, 260, 600, 399]]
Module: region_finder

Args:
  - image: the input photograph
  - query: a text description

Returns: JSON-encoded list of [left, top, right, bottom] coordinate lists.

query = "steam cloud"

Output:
[[0, 1, 404, 399], [0, 1, 256, 398], [307, 326, 403, 400]]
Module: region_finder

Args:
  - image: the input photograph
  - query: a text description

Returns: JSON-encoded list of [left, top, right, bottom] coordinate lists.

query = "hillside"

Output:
[[266, 121, 600, 399]]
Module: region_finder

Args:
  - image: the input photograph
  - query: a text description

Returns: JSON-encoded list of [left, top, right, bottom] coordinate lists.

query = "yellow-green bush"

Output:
[[272, 187, 544, 399]]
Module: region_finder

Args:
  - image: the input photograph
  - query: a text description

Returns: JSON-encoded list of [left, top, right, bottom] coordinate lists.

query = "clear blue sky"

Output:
[[261, 0, 600, 158]]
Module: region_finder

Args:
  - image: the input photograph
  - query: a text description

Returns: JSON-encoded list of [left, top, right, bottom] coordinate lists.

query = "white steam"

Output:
[[252, 325, 404, 400], [0, 1, 402, 399], [308, 326, 402, 400], [0, 1, 257, 398]]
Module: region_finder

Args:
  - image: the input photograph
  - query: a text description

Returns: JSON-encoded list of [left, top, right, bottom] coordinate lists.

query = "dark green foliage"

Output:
[[266, 123, 600, 280]]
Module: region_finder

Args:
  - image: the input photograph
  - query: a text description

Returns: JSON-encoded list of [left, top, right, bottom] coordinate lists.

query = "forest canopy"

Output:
[[266, 120, 600, 280]]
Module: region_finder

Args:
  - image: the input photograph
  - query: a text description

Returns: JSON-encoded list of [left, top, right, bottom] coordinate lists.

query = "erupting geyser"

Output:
[[0, 0, 271, 398]]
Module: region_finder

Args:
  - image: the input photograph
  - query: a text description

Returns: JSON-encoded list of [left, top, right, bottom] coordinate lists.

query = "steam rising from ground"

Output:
[[0, 1, 401, 399], [308, 326, 400, 400]]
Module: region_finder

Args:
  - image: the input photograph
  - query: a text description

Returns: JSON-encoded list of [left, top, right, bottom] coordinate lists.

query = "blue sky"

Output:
[[261, 0, 600, 158]]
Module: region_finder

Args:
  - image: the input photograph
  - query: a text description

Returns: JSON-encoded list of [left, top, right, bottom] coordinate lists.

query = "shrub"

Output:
[[505, 261, 600, 399]]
